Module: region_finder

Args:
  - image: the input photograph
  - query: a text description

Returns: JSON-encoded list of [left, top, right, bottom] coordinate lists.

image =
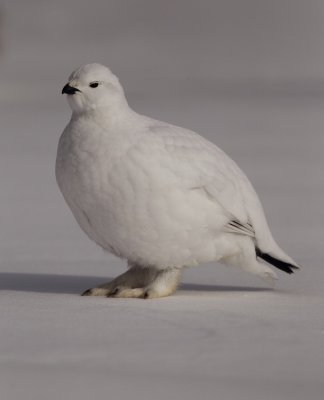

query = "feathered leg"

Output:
[[82, 264, 182, 299]]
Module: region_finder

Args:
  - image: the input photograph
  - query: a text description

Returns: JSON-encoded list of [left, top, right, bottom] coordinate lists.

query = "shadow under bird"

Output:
[[56, 63, 299, 299]]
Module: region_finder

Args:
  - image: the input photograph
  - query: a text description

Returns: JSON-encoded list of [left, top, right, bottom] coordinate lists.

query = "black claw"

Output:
[[107, 287, 119, 297], [81, 289, 92, 296]]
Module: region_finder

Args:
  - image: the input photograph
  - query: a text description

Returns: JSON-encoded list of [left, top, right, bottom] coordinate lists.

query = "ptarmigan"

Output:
[[56, 63, 299, 299]]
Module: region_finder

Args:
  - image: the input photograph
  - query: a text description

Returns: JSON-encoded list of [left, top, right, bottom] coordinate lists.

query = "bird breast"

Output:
[[56, 122, 229, 267]]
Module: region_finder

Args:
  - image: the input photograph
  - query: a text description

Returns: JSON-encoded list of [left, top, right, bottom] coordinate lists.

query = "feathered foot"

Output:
[[82, 265, 182, 299]]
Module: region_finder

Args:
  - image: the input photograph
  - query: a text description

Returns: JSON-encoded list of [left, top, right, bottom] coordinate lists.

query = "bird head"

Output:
[[62, 63, 125, 113]]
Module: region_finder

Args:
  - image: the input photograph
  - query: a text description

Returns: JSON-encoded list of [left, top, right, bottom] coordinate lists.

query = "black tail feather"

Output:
[[255, 248, 299, 274]]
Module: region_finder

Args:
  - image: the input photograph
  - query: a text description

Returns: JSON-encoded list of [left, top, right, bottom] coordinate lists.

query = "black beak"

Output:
[[62, 83, 81, 95]]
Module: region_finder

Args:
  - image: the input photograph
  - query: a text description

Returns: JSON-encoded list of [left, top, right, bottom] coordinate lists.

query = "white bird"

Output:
[[56, 63, 299, 299]]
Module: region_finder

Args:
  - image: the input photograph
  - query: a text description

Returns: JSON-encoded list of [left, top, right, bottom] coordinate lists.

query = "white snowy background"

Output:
[[0, 1, 323, 399]]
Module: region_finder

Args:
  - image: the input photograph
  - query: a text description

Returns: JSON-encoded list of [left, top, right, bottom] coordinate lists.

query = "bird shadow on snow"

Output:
[[0, 272, 270, 295]]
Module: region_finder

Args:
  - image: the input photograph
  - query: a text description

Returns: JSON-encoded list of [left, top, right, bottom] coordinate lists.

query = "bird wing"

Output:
[[146, 122, 256, 236], [135, 120, 298, 267]]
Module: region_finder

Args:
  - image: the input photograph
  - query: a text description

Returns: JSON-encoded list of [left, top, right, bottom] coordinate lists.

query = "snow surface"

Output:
[[1, 2, 324, 399]]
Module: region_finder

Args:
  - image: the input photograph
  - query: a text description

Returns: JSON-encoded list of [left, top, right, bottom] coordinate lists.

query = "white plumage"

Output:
[[56, 63, 298, 298]]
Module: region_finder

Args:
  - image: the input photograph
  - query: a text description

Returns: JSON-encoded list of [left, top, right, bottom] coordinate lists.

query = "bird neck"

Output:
[[71, 97, 139, 130]]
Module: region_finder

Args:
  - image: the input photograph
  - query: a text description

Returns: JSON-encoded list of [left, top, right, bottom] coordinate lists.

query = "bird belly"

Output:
[[57, 144, 233, 268]]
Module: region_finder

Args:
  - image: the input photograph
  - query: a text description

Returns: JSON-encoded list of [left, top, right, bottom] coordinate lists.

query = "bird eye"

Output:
[[89, 82, 99, 88]]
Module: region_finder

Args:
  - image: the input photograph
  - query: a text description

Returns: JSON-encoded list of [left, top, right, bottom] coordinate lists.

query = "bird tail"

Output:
[[235, 169, 300, 274], [255, 247, 299, 274]]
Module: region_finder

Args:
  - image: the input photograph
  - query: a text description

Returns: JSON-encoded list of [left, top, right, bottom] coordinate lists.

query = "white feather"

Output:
[[56, 63, 298, 284]]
